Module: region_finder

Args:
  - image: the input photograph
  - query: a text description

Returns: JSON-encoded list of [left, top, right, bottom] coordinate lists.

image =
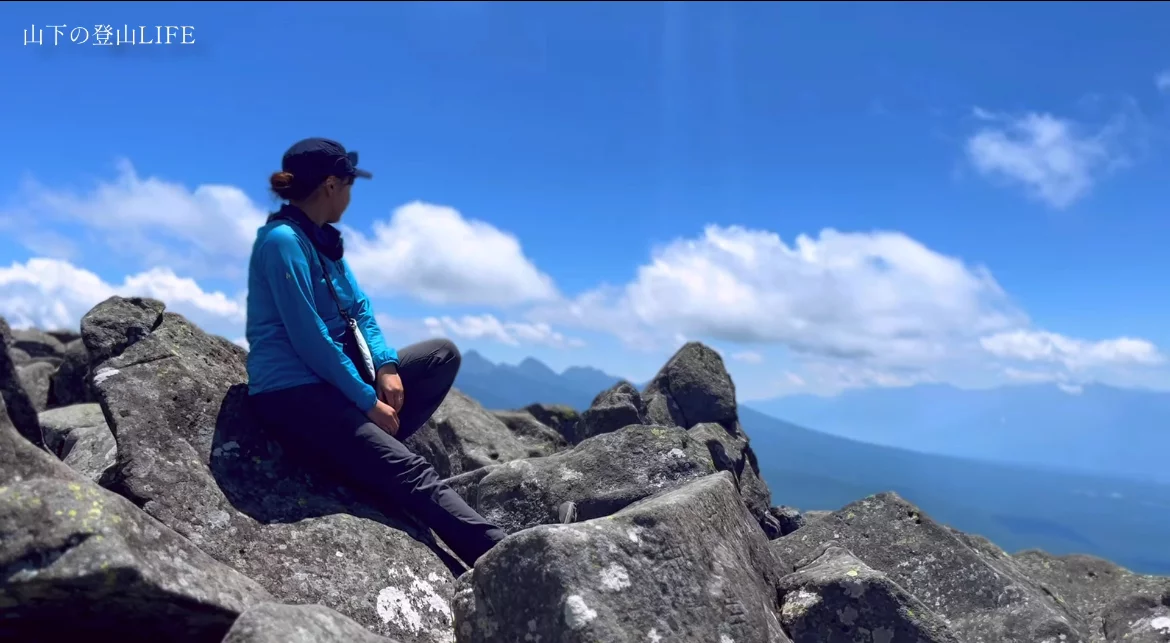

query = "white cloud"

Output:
[[0, 257, 243, 331], [11, 165, 558, 309], [14, 160, 267, 275], [424, 313, 583, 349], [1156, 70, 1170, 94], [532, 224, 1021, 366], [344, 201, 557, 307], [965, 108, 1131, 209], [731, 350, 763, 364], [980, 329, 1164, 370]]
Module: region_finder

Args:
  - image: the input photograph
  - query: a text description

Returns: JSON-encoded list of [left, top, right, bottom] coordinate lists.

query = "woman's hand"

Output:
[[367, 400, 400, 436], [376, 365, 405, 412]]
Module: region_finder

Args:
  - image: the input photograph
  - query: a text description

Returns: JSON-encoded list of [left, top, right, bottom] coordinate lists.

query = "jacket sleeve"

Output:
[[343, 260, 399, 372], [258, 230, 378, 412]]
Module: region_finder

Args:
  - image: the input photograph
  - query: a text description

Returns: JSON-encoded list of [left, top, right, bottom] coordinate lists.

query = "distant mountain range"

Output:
[[454, 351, 1170, 575], [750, 383, 1170, 485], [457, 350, 619, 411]]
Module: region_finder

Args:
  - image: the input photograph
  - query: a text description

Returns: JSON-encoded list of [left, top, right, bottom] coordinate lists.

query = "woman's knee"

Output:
[[436, 338, 461, 370]]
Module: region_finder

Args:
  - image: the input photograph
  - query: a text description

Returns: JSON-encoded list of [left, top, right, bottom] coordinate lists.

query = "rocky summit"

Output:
[[2, 296, 1169, 642]]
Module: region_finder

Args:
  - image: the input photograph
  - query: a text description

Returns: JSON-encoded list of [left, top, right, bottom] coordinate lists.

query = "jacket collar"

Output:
[[267, 204, 344, 261]]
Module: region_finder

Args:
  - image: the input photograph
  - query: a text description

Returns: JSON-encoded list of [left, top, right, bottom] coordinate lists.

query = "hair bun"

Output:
[[269, 171, 295, 189]]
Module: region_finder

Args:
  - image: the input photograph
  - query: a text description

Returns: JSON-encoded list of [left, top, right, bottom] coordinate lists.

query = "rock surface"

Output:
[[80, 297, 461, 643], [0, 395, 273, 642], [404, 388, 536, 478], [768, 505, 805, 536], [772, 492, 1085, 642], [489, 409, 567, 456], [49, 338, 96, 407], [1012, 549, 1170, 642], [8, 346, 31, 365], [16, 360, 55, 412], [222, 603, 398, 643], [453, 472, 790, 642], [447, 423, 716, 533], [687, 421, 774, 532], [38, 403, 117, 483], [0, 317, 44, 450], [11, 328, 66, 359], [522, 403, 580, 443], [575, 380, 644, 444], [777, 545, 960, 642], [642, 341, 738, 429]]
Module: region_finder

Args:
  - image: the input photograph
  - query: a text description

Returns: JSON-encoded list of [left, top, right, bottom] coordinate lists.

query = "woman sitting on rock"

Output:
[[244, 137, 505, 568]]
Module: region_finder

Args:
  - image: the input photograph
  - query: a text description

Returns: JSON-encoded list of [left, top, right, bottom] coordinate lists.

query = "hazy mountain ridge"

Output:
[[751, 382, 1170, 484]]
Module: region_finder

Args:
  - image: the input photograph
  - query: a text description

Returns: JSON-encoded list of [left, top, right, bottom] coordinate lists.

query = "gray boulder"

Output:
[[17, 359, 55, 412], [223, 603, 399, 643], [82, 297, 461, 643], [1100, 591, 1170, 642], [576, 381, 644, 444], [46, 329, 81, 344], [12, 327, 66, 359], [403, 388, 535, 478], [688, 421, 775, 533], [777, 545, 960, 642], [642, 341, 737, 429], [800, 510, 832, 524], [16, 359, 56, 410], [490, 409, 568, 456], [38, 403, 116, 483], [8, 346, 30, 365], [0, 316, 43, 449], [522, 403, 580, 443], [768, 505, 805, 537], [80, 295, 166, 364], [453, 472, 790, 642], [772, 492, 1084, 642], [613, 342, 777, 534], [0, 394, 272, 642], [49, 338, 96, 407], [1012, 549, 1170, 641], [447, 423, 716, 534]]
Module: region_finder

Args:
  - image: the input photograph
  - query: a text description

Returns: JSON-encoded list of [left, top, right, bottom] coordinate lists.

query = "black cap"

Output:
[[281, 138, 372, 186]]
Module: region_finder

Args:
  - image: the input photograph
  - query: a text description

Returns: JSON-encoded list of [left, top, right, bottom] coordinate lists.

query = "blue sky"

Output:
[[2, 1, 1169, 400]]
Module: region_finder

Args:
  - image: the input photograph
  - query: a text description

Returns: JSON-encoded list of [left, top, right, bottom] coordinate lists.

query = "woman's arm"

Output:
[[343, 260, 399, 374], [259, 229, 378, 411]]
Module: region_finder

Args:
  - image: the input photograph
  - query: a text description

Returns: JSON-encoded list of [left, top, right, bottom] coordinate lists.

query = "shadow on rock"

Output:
[[209, 384, 467, 577]]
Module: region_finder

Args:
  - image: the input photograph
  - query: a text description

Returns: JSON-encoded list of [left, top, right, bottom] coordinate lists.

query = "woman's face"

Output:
[[321, 175, 354, 223]]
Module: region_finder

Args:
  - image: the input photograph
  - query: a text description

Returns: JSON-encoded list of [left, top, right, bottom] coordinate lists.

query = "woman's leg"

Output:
[[251, 383, 505, 568], [392, 338, 461, 441]]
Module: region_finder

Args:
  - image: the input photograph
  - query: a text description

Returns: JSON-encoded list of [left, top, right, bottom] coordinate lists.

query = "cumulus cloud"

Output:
[[424, 313, 583, 349], [13, 160, 267, 275], [530, 222, 1168, 394], [0, 258, 243, 331], [11, 164, 558, 309], [980, 329, 1164, 370], [532, 224, 1021, 366], [965, 107, 1133, 209], [344, 201, 557, 307]]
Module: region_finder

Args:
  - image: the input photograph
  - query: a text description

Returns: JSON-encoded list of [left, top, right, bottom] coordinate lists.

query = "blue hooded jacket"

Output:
[[244, 205, 397, 412]]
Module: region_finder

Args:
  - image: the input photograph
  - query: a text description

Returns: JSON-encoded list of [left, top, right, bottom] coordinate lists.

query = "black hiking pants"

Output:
[[249, 338, 505, 568]]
